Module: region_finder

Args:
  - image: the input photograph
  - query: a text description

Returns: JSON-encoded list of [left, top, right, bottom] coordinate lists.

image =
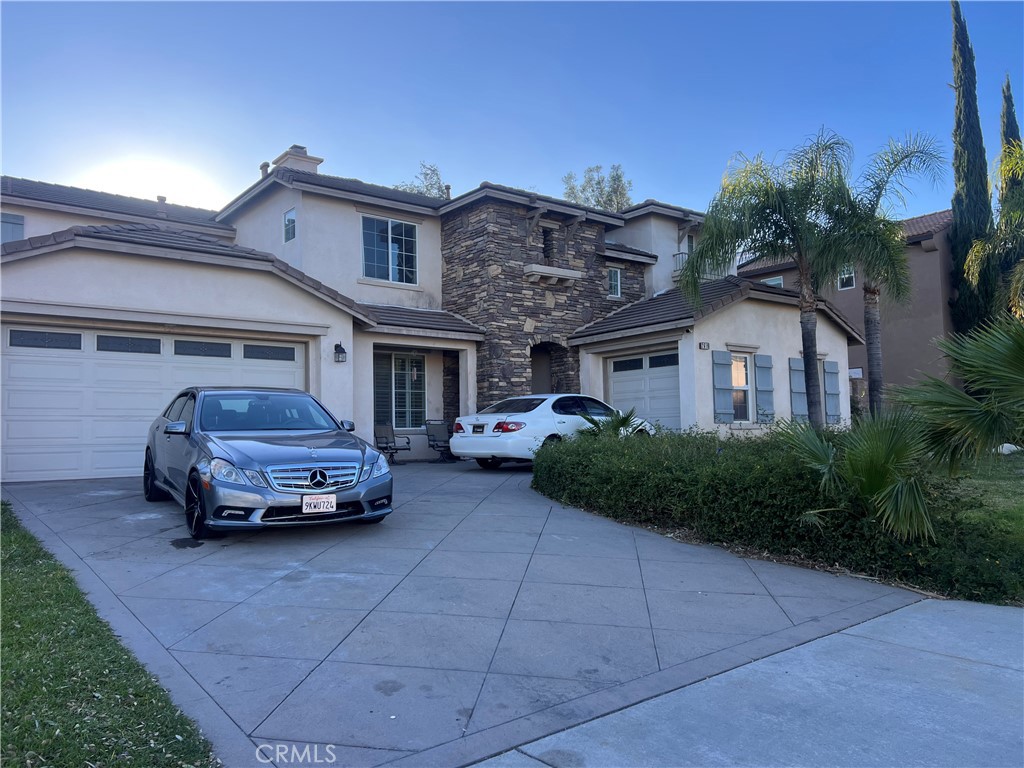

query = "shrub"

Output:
[[532, 431, 1023, 604]]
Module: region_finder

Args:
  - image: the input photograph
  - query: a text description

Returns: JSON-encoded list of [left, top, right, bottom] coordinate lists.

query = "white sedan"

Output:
[[450, 393, 651, 469]]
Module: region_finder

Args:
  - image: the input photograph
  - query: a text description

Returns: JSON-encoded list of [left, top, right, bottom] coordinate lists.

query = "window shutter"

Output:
[[823, 360, 841, 425], [754, 354, 774, 423], [712, 350, 734, 424], [789, 358, 808, 422]]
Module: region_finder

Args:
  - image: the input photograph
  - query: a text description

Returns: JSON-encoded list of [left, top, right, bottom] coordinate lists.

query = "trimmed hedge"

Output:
[[531, 431, 1023, 604]]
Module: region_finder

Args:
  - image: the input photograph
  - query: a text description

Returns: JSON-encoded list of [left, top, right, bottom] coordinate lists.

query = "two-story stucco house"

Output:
[[1, 145, 861, 481], [737, 210, 955, 406]]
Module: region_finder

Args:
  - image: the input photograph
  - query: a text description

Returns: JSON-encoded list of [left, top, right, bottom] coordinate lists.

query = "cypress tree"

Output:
[[948, 0, 995, 333], [999, 76, 1022, 209], [996, 77, 1023, 296]]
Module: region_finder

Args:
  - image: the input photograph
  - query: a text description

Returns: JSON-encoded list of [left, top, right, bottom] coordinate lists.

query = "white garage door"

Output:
[[1, 325, 306, 482], [607, 351, 682, 431]]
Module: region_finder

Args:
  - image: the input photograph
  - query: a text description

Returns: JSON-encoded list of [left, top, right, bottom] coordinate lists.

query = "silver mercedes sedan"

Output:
[[144, 387, 393, 539]]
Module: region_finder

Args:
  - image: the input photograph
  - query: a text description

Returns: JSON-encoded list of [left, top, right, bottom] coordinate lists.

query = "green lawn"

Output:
[[1, 502, 219, 768], [957, 452, 1024, 529]]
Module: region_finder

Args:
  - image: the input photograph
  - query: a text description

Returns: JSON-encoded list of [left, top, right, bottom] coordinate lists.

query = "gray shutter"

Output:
[[789, 358, 808, 423], [823, 360, 841, 425], [712, 350, 734, 424], [754, 354, 774, 423]]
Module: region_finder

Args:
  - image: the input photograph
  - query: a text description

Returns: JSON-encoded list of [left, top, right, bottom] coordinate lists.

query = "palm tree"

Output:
[[898, 315, 1024, 471], [680, 130, 853, 428], [966, 141, 1024, 319], [842, 135, 945, 415]]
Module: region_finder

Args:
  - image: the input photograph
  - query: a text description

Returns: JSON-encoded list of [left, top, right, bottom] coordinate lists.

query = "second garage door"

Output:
[[2, 325, 306, 482], [607, 351, 682, 431]]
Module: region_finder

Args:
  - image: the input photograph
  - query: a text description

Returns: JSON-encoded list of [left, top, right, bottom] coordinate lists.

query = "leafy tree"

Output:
[[964, 79, 1024, 319], [841, 135, 945, 416], [898, 315, 1024, 470], [949, 0, 996, 333], [562, 164, 633, 212], [680, 130, 853, 429], [999, 76, 1023, 208], [967, 140, 1024, 318], [394, 162, 449, 199]]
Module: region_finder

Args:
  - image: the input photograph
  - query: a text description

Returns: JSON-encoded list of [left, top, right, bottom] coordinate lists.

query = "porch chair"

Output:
[[374, 423, 411, 465], [425, 420, 455, 463]]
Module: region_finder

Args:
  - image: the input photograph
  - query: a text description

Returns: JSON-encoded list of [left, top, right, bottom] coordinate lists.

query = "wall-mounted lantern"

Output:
[[334, 343, 347, 363]]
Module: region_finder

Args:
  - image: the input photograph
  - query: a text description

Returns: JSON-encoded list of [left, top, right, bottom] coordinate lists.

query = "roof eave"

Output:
[[439, 187, 624, 227]]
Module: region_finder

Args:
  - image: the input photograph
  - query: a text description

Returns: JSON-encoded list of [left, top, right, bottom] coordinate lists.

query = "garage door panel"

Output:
[[93, 448, 143, 473], [5, 388, 85, 413], [608, 352, 682, 432], [6, 358, 85, 383], [92, 389, 169, 414], [93, 418, 153, 440], [2, 326, 307, 481], [94, 362, 169, 385], [4, 448, 84, 477], [4, 417, 83, 441]]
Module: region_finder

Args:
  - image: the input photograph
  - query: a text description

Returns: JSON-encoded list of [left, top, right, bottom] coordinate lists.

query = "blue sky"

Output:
[[2, 2, 1022, 217]]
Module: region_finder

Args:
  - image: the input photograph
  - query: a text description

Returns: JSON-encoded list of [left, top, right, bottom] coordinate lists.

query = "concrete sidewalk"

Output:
[[475, 599, 1024, 768], [3, 461, 1021, 767]]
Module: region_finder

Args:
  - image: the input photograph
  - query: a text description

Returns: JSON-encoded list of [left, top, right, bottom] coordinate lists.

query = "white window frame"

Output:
[[608, 267, 622, 298], [731, 353, 752, 422], [283, 208, 296, 243], [374, 351, 426, 429], [760, 276, 784, 288], [837, 266, 855, 290], [362, 216, 418, 285]]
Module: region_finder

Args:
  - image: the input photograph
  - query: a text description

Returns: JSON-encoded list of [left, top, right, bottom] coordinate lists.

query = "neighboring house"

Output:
[[0, 175, 234, 242], [737, 210, 955, 399], [1, 145, 861, 481]]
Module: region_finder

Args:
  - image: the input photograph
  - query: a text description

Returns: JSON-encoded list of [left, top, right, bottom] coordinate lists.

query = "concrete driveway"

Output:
[[5, 461, 1013, 767]]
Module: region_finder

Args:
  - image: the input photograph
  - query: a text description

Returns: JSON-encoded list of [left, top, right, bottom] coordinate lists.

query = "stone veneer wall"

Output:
[[441, 351, 461, 425], [441, 199, 645, 407]]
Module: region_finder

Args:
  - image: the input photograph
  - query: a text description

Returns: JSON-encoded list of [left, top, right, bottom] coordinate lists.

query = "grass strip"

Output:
[[1, 501, 219, 767]]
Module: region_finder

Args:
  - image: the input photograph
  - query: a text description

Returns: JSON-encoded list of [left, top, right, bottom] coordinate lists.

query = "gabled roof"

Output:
[[619, 198, 705, 223], [569, 275, 863, 344], [1, 176, 232, 232], [217, 167, 447, 221], [902, 209, 953, 244], [439, 182, 626, 226], [362, 304, 486, 339], [1, 223, 372, 323]]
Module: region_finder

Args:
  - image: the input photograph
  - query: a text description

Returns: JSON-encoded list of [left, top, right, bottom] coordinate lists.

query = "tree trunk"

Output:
[[799, 281, 824, 430], [863, 279, 884, 416]]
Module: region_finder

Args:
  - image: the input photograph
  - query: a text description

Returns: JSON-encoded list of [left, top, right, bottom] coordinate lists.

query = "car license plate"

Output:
[[472, 424, 485, 434], [302, 494, 336, 513]]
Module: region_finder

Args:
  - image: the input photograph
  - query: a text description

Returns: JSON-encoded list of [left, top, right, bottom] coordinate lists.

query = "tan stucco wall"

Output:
[[753, 232, 953, 388], [613, 213, 692, 296], [228, 187, 443, 308]]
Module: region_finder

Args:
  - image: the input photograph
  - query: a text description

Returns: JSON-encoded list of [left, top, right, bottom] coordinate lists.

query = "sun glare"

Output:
[[68, 156, 233, 211]]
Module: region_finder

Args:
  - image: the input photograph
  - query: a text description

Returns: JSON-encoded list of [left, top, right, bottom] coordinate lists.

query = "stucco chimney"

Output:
[[444, 184, 451, 200], [259, 162, 270, 179], [271, 144, 324, 174], [156, 196, 168, 218]]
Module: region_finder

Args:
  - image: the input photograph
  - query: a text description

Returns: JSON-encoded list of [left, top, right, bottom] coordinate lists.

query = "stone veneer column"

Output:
[[441, 199, 645, 406]]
